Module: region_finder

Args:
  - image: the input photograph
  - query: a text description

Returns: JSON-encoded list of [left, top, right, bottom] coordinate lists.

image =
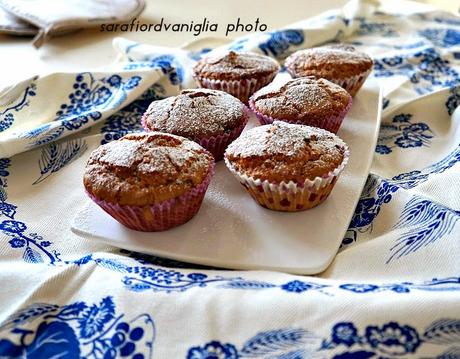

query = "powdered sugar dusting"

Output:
[[145, 89, 246, 138], [226, 121, 345, 158], [194, 51, 280, 79], [285, 44, 373, 79], [99, 140, 143, 167], [251, 77, 349, 119], [94, 132, 212, 176]]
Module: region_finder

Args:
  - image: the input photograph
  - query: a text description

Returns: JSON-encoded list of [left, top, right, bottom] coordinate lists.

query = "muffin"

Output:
[[224, 121, 349, 211], [84, 132, 215, 231], [285, 44, 373, 96], [193, 50, 280, 103], [249, 77, 352, 134], [141, 89, 249, 161]]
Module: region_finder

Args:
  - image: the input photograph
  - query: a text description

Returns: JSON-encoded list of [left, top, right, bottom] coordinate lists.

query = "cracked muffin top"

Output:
[[285, 44, 373, 80], [249, 77, 351, 122], [225, 121, 347, 183], [193, 51, 280, 81], [142, 89, 247, 139], [84, 132, 214, 206]]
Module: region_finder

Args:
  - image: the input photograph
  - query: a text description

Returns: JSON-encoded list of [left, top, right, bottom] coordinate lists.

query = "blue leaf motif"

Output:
[[221, 281, 277, 290], [434, 346, 460, 359], [423, 319, 460, 344], [240, 328, 313, 357], [33, 139, 87, 184], [23, 246, 44, 264], [0, 304, 58, 331], [94, 258, 130, 273], [25, 321, 80, 359], [0, 339, 23, 357], [78, 296, 115, 338], [388, 197, 460, 262], [53, 302, 88, 320]]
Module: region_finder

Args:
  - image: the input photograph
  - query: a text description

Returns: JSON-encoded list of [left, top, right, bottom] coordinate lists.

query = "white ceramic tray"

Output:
[[72, 79, 382, 274]]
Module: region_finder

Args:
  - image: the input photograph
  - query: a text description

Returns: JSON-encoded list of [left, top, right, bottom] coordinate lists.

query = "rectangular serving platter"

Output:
[[72, 78, 382, 274]]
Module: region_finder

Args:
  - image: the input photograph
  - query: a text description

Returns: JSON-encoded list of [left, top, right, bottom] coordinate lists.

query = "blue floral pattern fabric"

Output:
[[1, 0, 460, 357]]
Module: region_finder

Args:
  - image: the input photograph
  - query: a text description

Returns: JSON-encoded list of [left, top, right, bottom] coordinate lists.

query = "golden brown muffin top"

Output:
[[285, 44, 374, 79], [193, 51, 280, 81], [142, 89, 246, 139], [250, 77, 351, 122], [84, 132, 214, 206], [225, 121, 346, 183]]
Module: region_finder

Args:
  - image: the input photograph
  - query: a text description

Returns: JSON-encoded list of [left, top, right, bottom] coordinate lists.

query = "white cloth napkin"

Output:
[[0, 0, 459, 358], [0, 0, 145, 47]]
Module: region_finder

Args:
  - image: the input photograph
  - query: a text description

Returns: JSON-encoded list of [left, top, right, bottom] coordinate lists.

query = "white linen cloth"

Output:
[[0, 0, 459, 358], [0, 0, 145, 47]]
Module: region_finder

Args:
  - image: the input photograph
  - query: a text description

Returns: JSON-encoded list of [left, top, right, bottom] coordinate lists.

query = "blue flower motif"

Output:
[[8, 238, 25, 248], [0, 220, 27, 234], [445, 86, 460, 115], [395, 135, 423, 148], [392, 170, 421, 181], [0, 202, 17, 219], [0, 158, 10, 177], [391, 170, 429, 189], [392, 114, 411, 123], [383, 56, 403, 66], [40, 241, 51, 247], [407, 122, 430, 134], [188, 273, 208, 281], [149, 55, 184, 85], [419, 28, 460, 48], [94, 86, 111, 106], [375, 145, 392, 154], [259, 29, 304, 58], [365, 322, 420, 355], [390, 285, 410, 293], [339, 284, 379, 293], [187, 341, 238, 359], [331, 322, 359, 346], [62, 116, 90, 130], [107, 75, 122, 87], [124, 75, 142, 90], [281, 280, 314, 293], [0, 113, 15, 132], [349, 198, 376, 228]]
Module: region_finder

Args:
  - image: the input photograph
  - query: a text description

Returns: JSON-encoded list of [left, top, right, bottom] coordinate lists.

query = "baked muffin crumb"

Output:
[[84, 132, 214, 206], [225, 121, 346, 183]]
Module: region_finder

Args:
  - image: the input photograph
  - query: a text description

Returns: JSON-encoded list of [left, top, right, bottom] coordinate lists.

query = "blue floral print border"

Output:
[[0, 296, 155, 359], [187, 318, 460, 358]]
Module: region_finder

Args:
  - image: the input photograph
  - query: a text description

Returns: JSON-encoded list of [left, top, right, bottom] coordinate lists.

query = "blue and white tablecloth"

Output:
[[0, 0, 459, 357]]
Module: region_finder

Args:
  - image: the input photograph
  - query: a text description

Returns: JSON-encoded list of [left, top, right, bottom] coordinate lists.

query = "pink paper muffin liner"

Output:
[[248, 95, 352, 134], [86, 163, 215, 232], [141, 107, 250, 161], [224, 141, 349, 212], [328, 68, 372, 97], [194, 72, 277, 103], [196, 107, 250, 161]]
